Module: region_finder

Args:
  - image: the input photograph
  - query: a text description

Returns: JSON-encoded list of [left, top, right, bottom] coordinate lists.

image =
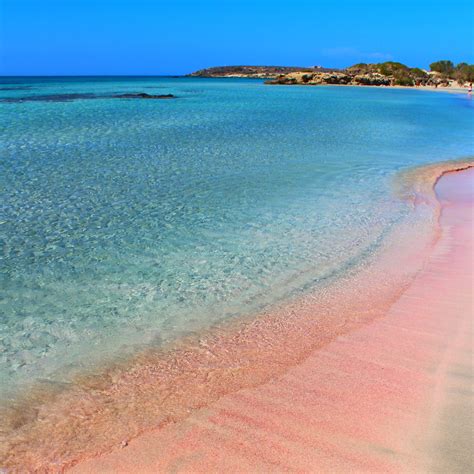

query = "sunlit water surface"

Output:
[[1, 77, 473, 399]]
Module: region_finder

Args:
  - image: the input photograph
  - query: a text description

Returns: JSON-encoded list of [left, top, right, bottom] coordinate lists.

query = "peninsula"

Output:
[[188, 60, 474, 89], [187, 65, 336, 78]]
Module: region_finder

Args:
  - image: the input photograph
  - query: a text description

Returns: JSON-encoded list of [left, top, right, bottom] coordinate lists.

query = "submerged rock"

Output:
[[0, 93, 97, 103], [0, 92, 176, 103], [0, 86, 33, 91], [113, 93, 176, 99]]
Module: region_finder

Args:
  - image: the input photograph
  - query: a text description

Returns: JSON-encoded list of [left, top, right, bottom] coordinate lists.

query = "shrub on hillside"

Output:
[[410, 68, 428, 79], [393, 74, 414, 86], [429, 60, 455, 76], [454, 63, 474, 85], [377, 62, 409, 76], [346, 63, 366, 74]]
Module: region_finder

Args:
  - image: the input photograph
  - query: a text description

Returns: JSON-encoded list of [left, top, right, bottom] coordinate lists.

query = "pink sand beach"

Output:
[[73, 167, 474, 473], [2, 164, 473, 472]]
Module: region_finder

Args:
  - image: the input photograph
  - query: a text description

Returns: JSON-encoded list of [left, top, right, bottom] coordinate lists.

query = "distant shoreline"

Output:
[[266, 81, 471, 94]]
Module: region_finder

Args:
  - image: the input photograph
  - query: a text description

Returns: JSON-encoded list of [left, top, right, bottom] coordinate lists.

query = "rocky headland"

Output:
[[187, 65, 336, 78], [266, 61, 474, 88], [188, 61, 474, 89]]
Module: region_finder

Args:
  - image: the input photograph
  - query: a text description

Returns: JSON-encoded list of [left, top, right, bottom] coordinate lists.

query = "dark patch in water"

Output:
[[0, 80, 27, 85], [0, 86, 33, 91], [113, 93, 175, 99], [0, 93, 98, 103], [0, 92, 176, 103]]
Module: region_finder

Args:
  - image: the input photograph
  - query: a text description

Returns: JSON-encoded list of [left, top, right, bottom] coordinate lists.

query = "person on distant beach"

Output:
[[468, 82, 472, 94]]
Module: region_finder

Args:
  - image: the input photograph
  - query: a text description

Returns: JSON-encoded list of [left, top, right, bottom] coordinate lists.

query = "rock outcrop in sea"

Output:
[[266, 71, 392, 86]]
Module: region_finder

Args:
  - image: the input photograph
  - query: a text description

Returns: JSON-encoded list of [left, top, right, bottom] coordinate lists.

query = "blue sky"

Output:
[[1, 0, 473, 75]]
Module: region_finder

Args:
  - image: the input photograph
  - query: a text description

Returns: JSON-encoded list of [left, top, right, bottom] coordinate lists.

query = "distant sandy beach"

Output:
[[392, 84, 471, 94], [269, 82, 472, 95]]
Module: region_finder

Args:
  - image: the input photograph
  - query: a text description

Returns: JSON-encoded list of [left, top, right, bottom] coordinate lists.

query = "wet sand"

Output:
[[69, 167, 473, 473]]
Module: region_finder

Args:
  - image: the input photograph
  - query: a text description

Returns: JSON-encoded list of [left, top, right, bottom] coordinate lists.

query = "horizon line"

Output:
[[0, 74, 188, 77]]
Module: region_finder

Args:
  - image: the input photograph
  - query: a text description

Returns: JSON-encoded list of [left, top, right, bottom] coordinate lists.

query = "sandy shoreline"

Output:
[[1, 161, 472, 472], [318, 84, 470, 95], [73, 165, 473, 473], [384, 84, 470, 95], [264, 81, 471, 95]]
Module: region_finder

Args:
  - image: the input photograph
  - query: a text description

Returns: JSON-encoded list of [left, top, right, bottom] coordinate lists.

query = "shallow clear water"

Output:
[[1, 77, 473, 398]]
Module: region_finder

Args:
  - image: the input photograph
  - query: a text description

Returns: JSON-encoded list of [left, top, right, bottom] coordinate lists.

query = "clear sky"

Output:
[[1, 0, 473, 75]]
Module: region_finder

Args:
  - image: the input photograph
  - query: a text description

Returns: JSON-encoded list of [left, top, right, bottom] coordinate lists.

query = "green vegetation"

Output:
[[454, 63, 474, 84], [346, 63, 371, 74], [429, 60, 455, 76], [429, 60, 474, 85], [409, 68, 428, 79], [392, 74, 414, 86], [346, 60, 473, 87], [377, 62, 409, 76], [346, 61, 418, 86]]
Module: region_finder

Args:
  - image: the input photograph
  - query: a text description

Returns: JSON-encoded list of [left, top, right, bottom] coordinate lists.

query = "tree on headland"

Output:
[[410, 68, 428, 79], [429, 60, 455, 76], [377, 62, 409, 76], [376, 62, 414, 86], [429, 60, 474, 85], [454, 63, 474, 85]]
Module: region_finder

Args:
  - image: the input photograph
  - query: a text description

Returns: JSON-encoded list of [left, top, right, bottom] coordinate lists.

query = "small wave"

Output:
[[392, 157, 474, 205]]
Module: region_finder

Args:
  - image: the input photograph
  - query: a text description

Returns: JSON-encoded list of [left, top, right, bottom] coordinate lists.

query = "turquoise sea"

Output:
[[1, 77, 473, 400]]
